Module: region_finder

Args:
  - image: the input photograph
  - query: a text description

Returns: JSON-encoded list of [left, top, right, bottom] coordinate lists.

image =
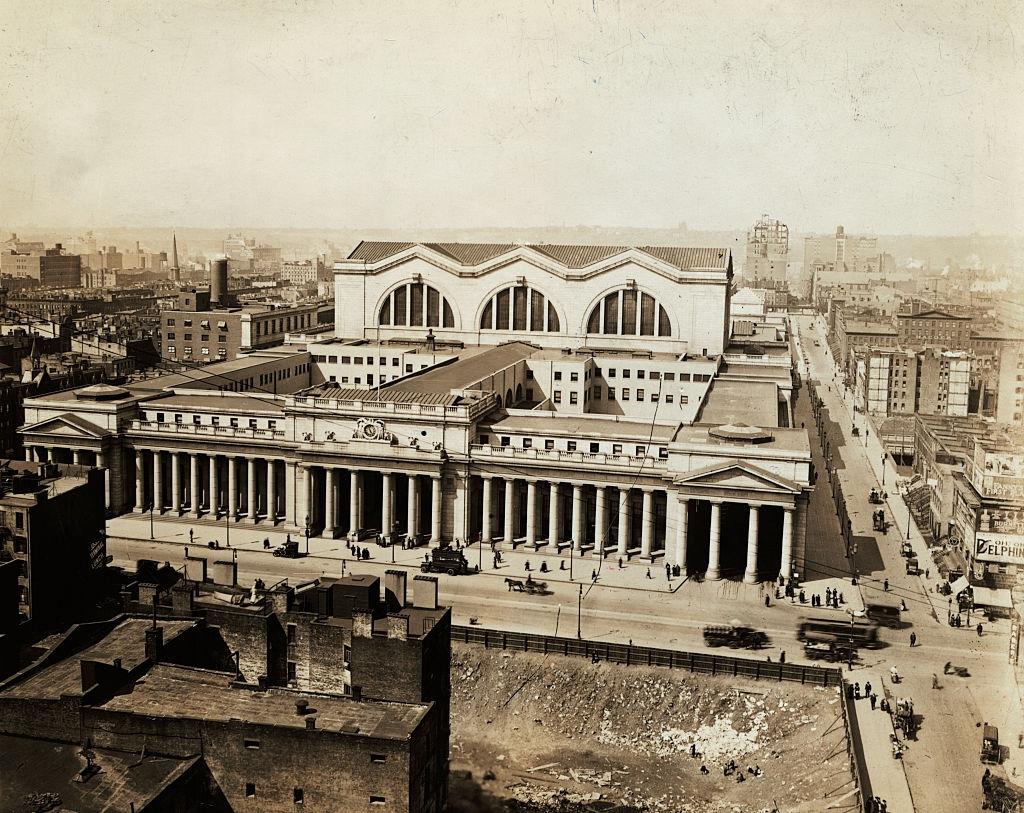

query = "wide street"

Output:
[[104, 314, 1021, 812], [795, 313, 1023, 812]]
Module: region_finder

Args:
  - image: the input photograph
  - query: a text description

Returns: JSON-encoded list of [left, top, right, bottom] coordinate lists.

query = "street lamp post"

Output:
[[149, 502, 154, 541], [225, 500, 230, 548], [576, 583, 583, 639], [304, 514, 311, 556], [881, 453, 886, 486], [392, 521, 398, 564]]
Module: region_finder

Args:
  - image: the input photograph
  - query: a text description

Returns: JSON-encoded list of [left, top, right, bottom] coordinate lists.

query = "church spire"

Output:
[[171, 231, 180, 282]]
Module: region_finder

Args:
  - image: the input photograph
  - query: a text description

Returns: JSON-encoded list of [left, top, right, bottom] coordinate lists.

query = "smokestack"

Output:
[[210, 258, 228, 306]]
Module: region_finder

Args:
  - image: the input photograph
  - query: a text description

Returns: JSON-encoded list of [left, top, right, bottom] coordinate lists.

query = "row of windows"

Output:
[[152, 412, 279, 430], [585, 289, 671, 337], [256, 312, 313, 336], [379, 282, 455, 328], [167, 318, 229, 329], [531, 367, 711, 384], [166, 333, 228, 343], [479, 433, 668, 458], [479, 285, 561, 332], [314, 354, 406, 367], [167, 346, 227, 358]]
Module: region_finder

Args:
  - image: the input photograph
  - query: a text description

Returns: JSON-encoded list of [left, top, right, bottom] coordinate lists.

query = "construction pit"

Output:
[[447, 645, 854, 813]]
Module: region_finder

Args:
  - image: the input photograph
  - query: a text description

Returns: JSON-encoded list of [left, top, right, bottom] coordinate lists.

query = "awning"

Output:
[[948, 576, 970, 597], [972, 586, 1013, 609]]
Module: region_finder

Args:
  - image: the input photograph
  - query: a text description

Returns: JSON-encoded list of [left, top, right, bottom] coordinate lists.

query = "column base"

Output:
[[743, 572, 760, 584], [135, 506, 146, 513], [706, 567, 721, 581], [321, 527, 336, 540]]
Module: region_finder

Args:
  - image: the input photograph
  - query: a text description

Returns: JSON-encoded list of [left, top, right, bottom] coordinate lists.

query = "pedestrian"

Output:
[[492, 555, 498, 569], [977, 623, 983, 637], [900, 599, 907, 612], [645, 567, 652, 580], [865, 681, 871, 696], [799, 590, 806, 603], [591, 569, 597, 581], [524, 560, 531, 571], [932, 673, 939, 689], [618, 557, 623, 569], [826, 586, 832, 603], [909, 632, 917, 648], [666, 563, 671, 580], [870, 693, 877, 710], [890, 665, 899, 683], [779, 649, 785, 664], [883, 578, 889, 591], [853, 682, 861, 699], [925, 568, 930, 579], [880, 799, 887, 813], [764, 594, 770, 608], [189, 528, 194, 545]]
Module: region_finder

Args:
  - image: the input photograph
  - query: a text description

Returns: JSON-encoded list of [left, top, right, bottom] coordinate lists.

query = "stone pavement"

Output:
[[850, 671, 915, 813]]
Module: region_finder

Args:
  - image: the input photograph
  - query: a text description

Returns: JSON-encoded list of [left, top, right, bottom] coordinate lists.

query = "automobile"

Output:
[[702, 623, 768, 649], [273, 539, 301, 558], [905, 556, 920, 575], [420, 544, 477, 576], [803, 636, 854, 663], [900, 542, 914, 558], [981, 724, 1000, 764], [864, 597, 903, 628]]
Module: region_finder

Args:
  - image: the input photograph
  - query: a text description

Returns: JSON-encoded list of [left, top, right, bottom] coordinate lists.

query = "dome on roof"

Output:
[[74, 383, 129, 401], [707, 423, 774, 443]]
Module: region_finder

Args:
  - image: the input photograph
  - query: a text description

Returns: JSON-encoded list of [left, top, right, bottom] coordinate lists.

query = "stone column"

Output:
[[616, 488, 630, 556], [170, 453, 181, 514], [349, 470, 361, 536], [73, 449, 82, 465], [266, 459, 276, 523], [744, 504, 761, 584], [227, 457, 238, 519], [706, 500, 722, 580], [503, 479, 515, 543], [324, 467, 336, 537], [24, 447, 32, 462], [430, 475, 442, 543], [780, 506, 795, 581], [302, 466, 313, 527], [675, 496, 689, 571], [134, 449, 145, 512], [525, 480, 537, 546], [572, 483, 584, 550], [190, 454, 200, 517], [594, 486, 606, 556], [407, 475, 418, 540], [640, 488, 654, 558], [209, 455, 219, 516], [247, 458, 258, 522], [382, 472, 393, 542], [153, 451, 163, 514], [285, 461, 297, 525], [547, 482, 560, 546], [481, 476, 493, 543]]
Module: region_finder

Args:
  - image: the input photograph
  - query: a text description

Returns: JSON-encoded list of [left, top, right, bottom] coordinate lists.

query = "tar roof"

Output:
[[3, 618, 195, 700], [101, 664, 429, 740], [0, 734, 201, 813], [695, 379, 780, 428], [347, 241, 731, 271], [673, 424, 810, 453], [144, 391, 285, 414], [482, 413, 677, 443], [387, 342, 537, 394]]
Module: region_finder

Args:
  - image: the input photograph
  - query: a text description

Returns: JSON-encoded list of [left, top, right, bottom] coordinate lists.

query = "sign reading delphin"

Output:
[[976, 532, 1024, 566]]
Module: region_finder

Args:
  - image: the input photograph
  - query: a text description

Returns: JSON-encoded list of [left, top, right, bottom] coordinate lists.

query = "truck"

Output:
[[273, 538, 301, 558], [702, 624, 769, 649], [864, 597, 902, 628], [420, 544, 477, 576]]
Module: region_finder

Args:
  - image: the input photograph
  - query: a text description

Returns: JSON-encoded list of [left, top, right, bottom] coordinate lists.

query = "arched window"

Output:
[[479, 285, 561, 332], [585, 288, 671, 336], [378, 282, 454, 328]]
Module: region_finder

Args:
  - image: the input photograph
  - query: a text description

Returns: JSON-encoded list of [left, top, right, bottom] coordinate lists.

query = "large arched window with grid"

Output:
[[585, 288, 671, 336], [479, 284, 561, 332], [378, 282, 455, 328]]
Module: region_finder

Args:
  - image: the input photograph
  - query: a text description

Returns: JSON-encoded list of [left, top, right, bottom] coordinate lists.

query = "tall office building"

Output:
[[744, 216, 789, 290]]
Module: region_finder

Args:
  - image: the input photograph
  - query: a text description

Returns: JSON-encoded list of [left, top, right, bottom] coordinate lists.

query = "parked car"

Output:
[[703, 623, 768, 649]]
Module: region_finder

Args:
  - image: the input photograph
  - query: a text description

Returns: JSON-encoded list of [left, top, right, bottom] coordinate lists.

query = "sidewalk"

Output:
[[850, 672, 915, 812]]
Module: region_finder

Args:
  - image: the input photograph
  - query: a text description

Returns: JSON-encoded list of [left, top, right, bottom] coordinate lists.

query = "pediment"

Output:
[[674, 461, 800, 494], [22, 413, 108, 439]]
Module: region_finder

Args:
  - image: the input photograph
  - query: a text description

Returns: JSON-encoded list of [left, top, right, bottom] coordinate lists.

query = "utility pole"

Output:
[[576, 583, 583, 639]]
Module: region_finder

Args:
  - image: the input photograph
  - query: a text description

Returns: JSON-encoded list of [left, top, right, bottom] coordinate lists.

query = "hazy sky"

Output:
[[1, 0, 1021, 234]]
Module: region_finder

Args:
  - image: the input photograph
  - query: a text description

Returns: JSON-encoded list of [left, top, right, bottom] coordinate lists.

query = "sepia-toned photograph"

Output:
[[0, 1, 1021, 811]]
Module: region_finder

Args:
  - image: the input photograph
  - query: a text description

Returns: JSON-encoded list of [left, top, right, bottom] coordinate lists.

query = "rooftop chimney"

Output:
[[295, 699, 309, 716], [145, 626, 163, 662], [412, 575, 438, 610], [384, 569, 407, 610], [387, 614, 410, 640], [305, 716, 317, 730]]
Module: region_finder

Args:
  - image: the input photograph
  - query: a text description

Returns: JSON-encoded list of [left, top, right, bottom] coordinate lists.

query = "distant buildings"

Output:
[[0, 243, 81, 289], [282, 259, 319, 285], [853, 347, 970, 418], [744, 216, 789, 291], [805, 225, 878, 275]]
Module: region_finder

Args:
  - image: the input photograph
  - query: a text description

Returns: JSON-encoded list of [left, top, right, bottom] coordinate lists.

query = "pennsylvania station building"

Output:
[[20, 242, 812, 583]]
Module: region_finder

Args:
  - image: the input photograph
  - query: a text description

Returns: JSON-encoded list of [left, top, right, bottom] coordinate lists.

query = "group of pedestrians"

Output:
[[347, 541, 370, 560]]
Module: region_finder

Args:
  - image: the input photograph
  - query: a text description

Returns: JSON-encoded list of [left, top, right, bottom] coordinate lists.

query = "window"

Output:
[[166, 318, 175, 326], [651, 392, 659, 402], [585, 288, 672, 336], [174, 413, 183, 424], [479, 434, 489, 444], [679, 373, 691, 382], [183, 319, 192, 327], [367, 374, 374, 386], [593, 386, 602, 399], [650, 371, 661, 380], [500, 436, 510, 446], [479, 284, 561, 332], [201, 347, 210, 355], [608, 369, 616, 378], [526, 369, 534, 380], [553, 391, 562, 403], [184, 333, 193, 341], [244, 738, 261, 750], [569, 392, 578, 404], [166, 346, 175, 355], [201, 334, 209, 341], [658, 447, 669, 459], [379, 356, 386, 365], [230, 418, 239, 428], [622, 369, 631, 379], [680, 395, 689, 404], [293, 788, 304, 805], [249, 419, 258, 429], [570, 372, 579, 382], [621, 389, 630, 401], [156, 412, 164, 423], [637, 370, 646, 379], [392, 357, 399, 366], [635, 445, 646, 456], [607, 387, 616, 400], [612, 443, 623, 454], [589, 442, 600, 453], [666, 394, 674, 404], [523, 438, 532, 449], [545, 439, 554, 450], [636, 389, 645, 401], [245, 783, 256, 798], [554, 371, 562, 381], [192, 415, 201, 425], [218, 335, 226, 343], [567, 441, 577, 451], [405, 364, 413, 373], [201, 320, 210, 329], [379, 281, 455, 328], [370, 754, 387, 764], [166, 332, 175, 340]]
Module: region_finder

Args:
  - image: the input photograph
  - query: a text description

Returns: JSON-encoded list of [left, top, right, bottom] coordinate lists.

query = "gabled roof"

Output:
[[21, 412, 109, 439], [346, 241, 731, 272], [672, 459, 802, 494], [896, 308, 972, 321]]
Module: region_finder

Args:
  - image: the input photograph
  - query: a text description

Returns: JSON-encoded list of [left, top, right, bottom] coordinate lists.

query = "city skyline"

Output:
[[1, 0, 1020, 236]]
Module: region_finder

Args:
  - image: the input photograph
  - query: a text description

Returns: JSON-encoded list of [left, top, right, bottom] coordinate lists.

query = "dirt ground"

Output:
[[447, 645, 855, 813]]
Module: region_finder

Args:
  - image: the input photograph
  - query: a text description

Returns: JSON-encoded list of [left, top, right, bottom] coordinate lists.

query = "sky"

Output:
[[0, 0, 1021, 235]]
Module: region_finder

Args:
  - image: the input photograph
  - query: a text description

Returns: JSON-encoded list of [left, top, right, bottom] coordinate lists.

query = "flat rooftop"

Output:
[[0, 734, 200, 813], [101, 664, 429, 740], [695, 379, 780, 427], [143, 391, 285, 415], [673, 424, 810, 454], [3, 618, 195, 700], [482, 413, 677, 443]]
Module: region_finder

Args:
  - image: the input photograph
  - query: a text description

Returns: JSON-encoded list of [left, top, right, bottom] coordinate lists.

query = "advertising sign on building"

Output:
[[975, 531, 1024, 566]]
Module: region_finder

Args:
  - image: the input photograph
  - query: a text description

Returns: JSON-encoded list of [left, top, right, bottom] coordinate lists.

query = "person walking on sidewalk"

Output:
[[883, 578, 889, 591], [890, 665, 900, 683], [909, 631, 917, 647]]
